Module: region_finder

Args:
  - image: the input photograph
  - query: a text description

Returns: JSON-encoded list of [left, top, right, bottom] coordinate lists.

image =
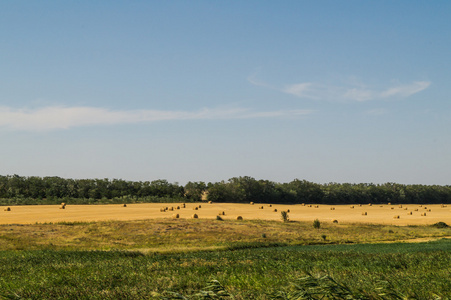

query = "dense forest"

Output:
[[0, 175, 450, 205]]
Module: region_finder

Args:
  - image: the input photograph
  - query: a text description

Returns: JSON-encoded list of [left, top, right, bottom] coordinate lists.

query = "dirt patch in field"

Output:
[[0, 203, 450, 226]]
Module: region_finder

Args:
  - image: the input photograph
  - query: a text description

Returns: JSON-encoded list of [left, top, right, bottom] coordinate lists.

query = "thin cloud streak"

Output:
[[282, 81, 430, 101], [380, 81, 431, 98], [282, 81, 431, 102], [249, 76, 430, 102], [0, 106, 312, 131]]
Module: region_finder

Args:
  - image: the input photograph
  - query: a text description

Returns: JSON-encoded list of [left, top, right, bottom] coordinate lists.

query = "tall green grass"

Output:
[[0, 239, 449, 299]]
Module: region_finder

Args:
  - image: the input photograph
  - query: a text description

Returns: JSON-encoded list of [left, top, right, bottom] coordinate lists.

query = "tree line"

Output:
[[0, 175, 450, 205]]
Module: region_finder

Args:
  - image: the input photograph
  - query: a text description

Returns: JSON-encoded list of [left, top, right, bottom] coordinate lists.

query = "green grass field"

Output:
[[0, 218, 450, 299], [0, 239, 450, 299]]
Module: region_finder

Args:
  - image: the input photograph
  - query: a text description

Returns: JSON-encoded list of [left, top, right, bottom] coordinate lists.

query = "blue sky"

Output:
[[1, 1, 450, 185]]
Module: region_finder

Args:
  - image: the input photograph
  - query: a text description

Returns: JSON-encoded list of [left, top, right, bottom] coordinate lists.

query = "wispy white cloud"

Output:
[[0, 106, 312, 131], [379, 81, 430, 98], [282, 81, 430, 102], [249, 75, 430, 102]]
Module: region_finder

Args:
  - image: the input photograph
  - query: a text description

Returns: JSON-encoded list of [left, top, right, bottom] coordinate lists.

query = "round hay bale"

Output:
[[394, 215, 400, 219], [273, 208, 277, 212], [169, 207, 174, 211], [332, 219, 338, 223], [399, 205, 403, 208], [59, 205, 65, 209], [236, 216, 243, 220], [330, 207, 335, 210], [259, 206, 264, 209], [208, 201, 212, 204], [268, 204, 272, 207], [421, 213, 427, 216], [173, 214, 180, 219], [176, 206, 180, 210], [219, 211, 225, 215], [362, 212, 367, 216], [368, 203, 372, 206], [123, 204, 127, 207], [4, 207, 11, 211], [193, 207, 198, 210], [407, 211, 412, 215], [182, 203, 186, 208], [414, 208, 418, 211], [350, 205, 354, 209], [192, 214, 198, 219], [61, 203, 66, 207], [391, 207, 394, 209], [198, 205, 202, 208], [287, 209, 290, 213], [301, 203, 305, 206], [250, 202, 254, 205], [388, 202, 391, 205]]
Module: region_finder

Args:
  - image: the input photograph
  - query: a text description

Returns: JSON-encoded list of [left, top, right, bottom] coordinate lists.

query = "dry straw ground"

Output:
[[1, 202, 449, 225]]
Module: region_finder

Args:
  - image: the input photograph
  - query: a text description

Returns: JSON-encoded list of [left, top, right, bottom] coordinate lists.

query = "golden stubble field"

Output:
[[1, 202, 450, 225]]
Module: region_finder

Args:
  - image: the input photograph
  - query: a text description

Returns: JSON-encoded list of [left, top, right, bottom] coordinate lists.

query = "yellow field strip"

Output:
[[1, 203, 450, 225]]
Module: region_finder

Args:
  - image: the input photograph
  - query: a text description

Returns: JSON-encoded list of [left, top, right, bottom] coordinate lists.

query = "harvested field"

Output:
[[0, 203, 450, 225]]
